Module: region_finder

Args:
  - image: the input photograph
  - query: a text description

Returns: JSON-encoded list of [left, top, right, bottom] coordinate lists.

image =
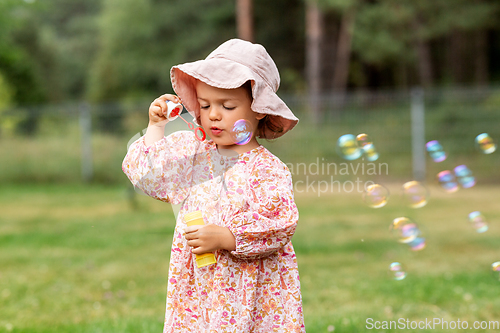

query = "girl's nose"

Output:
[[208, 106, 221, 121]]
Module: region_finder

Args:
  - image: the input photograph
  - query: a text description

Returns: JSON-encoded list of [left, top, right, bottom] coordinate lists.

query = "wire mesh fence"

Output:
[[1, 86, 499, 186]]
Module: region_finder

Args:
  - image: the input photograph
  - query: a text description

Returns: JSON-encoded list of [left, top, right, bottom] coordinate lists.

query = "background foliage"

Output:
[[1, 0, 500, 109]]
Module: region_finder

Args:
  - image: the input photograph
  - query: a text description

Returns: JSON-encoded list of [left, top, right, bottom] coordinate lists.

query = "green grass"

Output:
[[1, 183, 499, 332], [0, 184, 172, 332], [294, 184, 500, 332]]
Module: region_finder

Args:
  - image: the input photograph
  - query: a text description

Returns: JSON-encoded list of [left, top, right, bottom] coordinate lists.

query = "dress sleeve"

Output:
[[228, 157, 299, 260], [122, 131, 199, 204]]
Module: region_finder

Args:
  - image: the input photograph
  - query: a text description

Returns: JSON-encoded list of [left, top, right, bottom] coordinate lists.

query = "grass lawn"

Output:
[[0, 183, 499, 332]]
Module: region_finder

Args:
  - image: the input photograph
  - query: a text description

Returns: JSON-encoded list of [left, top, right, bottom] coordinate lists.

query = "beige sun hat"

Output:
[[170, 38, 298, 139]]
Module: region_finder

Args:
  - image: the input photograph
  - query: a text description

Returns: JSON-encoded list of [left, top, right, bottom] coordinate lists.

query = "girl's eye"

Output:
[[200, 105, 210, 110], [223, 105, 236, 110]]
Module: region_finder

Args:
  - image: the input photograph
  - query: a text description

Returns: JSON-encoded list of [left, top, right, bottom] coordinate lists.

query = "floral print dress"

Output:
[[123, 131, 305, 333]]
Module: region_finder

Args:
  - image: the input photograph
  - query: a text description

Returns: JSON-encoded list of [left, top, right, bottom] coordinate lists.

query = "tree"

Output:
[[0, 0, 46, 106], [331, 6, 355, 95], [305, 0, 323, 124], [350, 0, 500, 88], [237, 0, 254, 42], [88, 0, 236, 103]]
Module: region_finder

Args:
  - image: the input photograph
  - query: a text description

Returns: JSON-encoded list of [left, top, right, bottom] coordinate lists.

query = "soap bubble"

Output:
[[437, 170, 459, 193], [390, 217, 426, 251], [492, 262, 500, 281], [454, 165, 475, 189], [402, 181, 429, 208], [389, 262, 407, 281], [337, 134, 362, 160], [356, 133, 379, 161], [426, 140, 447, 162], [362, 184, 389, 208], [362, 144, 379, 161], [230, 119, 253, 145], [391, 217, 419, 243], [468, 211, 489, 233], [475, 133, 496, 154], [406, 237, 427, 251], [356, 133, 372, 147]]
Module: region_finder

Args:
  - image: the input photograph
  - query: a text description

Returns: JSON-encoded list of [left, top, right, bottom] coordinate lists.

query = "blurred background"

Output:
[[1, 0, 500, 332], [1, 0, 500, 183]]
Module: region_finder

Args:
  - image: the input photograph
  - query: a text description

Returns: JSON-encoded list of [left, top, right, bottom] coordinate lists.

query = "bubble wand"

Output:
[[166, 101, 206, 141]]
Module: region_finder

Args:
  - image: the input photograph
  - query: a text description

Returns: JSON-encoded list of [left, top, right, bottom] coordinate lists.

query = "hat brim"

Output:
[[171, 58, 298, 139]]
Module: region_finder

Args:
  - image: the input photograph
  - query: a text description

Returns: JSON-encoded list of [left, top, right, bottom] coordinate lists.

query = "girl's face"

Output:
[[196, 81, 265, 153]]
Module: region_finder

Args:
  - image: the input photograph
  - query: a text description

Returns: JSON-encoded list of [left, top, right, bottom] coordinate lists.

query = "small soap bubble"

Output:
[[426, 140, 447, 162], [362, 143, 379, 161], [356, 133, 372, 147], [389, 262, 407, 281], [437, 170, 459, 193], [475, 133, 496, 154], [337, 134, 362, 160], [454, 165, 476, 189], [402, 181, 429, 208], [406, 237, 427, 251], [492, 262, 500, 281], [390, 217, 426, 251], [356, 133, 379, 161], [362, 184, 389, 208], [468, 211, 489, 233], [230, 119, 253, 145]]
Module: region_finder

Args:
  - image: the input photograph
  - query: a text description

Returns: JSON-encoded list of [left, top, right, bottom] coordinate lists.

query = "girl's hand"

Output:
[[148, 94, 181, 127], [183, 224, 236, 254]]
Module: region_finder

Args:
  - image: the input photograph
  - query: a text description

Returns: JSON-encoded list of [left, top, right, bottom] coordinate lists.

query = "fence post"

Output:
[[411, 88, 426, 181], [79, 102, 93, 182]]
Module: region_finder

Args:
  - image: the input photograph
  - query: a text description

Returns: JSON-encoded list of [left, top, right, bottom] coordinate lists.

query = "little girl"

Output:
[[123, 39, 305, 332]]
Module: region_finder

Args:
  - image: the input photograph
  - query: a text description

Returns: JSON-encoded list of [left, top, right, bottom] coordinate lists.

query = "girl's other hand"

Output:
[[149, 94, 181, 127], [184, 224, 236, 254]]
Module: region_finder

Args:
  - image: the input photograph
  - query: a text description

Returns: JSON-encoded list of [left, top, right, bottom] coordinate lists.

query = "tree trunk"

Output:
[[236, 0, 254, 42], [474, 29, 488, 86], [394, 60, 409, 90], [449, 30, 466, 85], [413, 19, 433, 88], [321, 12, 338, 92], [332, 9, 355, 95], [416, 39, 433, 87], [306, 0, 323, 124]]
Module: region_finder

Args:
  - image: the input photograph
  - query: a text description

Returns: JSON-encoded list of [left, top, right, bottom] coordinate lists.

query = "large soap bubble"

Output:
[[390, 217, 426, 251], [454, 165, 476, 189], [230, 119, 253, 145], [356, 133, 379, 161], [437, 170, 459, 193], [362, 184, 389, 208], [337, 134, 363, 161], [426, 140, 447, 162], [402, 181, 429, 208]]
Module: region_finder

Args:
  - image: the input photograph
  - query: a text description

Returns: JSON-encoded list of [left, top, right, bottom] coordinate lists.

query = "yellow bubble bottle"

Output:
[[183, 211, 217, 268]]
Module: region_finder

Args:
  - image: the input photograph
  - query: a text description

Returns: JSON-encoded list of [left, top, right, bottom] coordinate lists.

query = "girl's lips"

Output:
[[210, 127, 223, 136]]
